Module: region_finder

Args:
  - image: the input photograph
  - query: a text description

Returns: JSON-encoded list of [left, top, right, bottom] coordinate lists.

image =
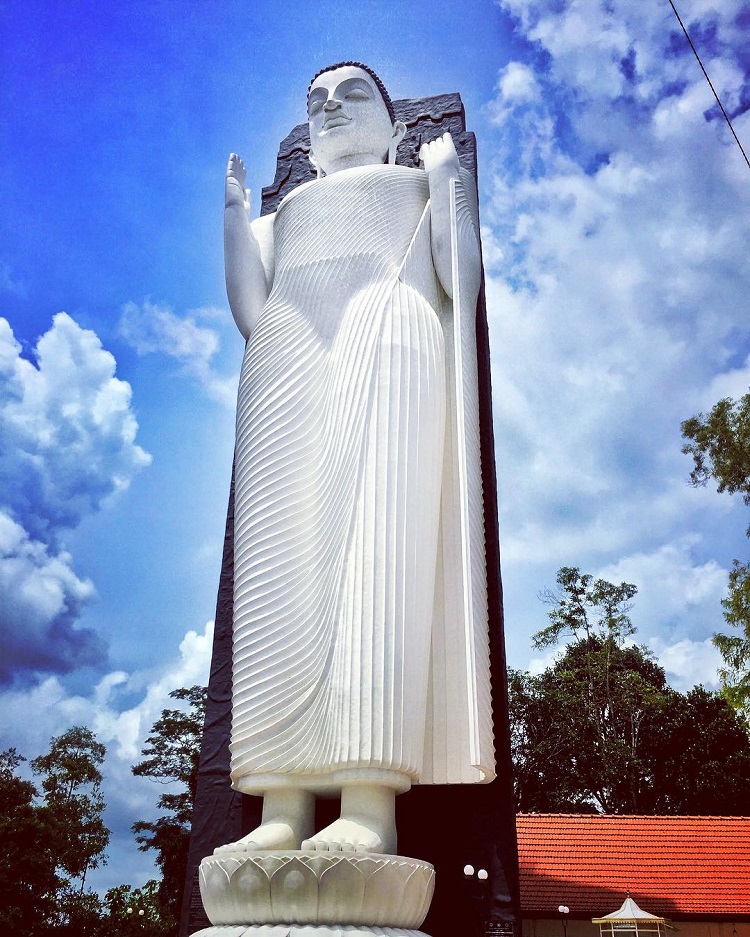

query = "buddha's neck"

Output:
[[322, 152, 387, 176]]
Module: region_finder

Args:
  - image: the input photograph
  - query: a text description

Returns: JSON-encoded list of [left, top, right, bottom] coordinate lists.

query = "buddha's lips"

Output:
[[323, 115, 351, 129]]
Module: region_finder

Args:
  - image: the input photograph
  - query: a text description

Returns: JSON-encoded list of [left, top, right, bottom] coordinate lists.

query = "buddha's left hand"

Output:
[[419, 132, 461, 177]]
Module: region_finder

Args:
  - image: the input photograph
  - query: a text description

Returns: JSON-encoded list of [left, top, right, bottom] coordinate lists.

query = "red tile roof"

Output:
[[517, 814, 750, 920]]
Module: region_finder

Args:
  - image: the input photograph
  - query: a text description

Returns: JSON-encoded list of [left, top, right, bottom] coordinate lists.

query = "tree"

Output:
[[510, 638, 672, 813], [102, 881, 170, 937], [31, 726, 110, 935], [650, 686, 750, 814], [0, 749, 61, 934], [535, 566, 638, 649], [132, 686, 207, 935], [510, 568, 750, 814], [682, 392, 750, 720]]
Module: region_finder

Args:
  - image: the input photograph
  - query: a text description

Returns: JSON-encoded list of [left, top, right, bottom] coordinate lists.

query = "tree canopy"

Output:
[[132, 685, 207, 935], [0, 728, 111, 936], [31, 726, 110, 891], [681, 391, 750, 721], [510, 568, 750, 814], [0, 749, 61, 933]]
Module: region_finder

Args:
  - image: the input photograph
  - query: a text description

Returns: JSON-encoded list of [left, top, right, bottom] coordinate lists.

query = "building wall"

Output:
[[523, 919, 750, 937]]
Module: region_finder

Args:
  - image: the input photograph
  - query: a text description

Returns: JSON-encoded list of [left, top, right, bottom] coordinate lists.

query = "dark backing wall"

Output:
[[180, 93, 519, 937]]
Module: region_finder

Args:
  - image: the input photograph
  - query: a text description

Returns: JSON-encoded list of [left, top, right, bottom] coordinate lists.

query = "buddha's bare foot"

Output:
[[302, 816, 394, 854], [214, 788, 314, 854], [214, 820, 298, 853], [301, 783, 397, 855]]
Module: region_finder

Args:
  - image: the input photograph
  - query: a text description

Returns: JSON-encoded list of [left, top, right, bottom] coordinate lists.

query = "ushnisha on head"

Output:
[[307, 62, 407, 178]]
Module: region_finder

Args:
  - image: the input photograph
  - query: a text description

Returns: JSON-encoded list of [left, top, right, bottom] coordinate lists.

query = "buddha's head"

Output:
[[307, 62, 407, 177]]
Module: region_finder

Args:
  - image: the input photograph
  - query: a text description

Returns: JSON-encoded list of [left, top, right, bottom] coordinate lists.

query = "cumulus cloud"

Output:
[[99, 621, 214, 763], [0, 621, 214, 892], [0, 314, 150, 681], [488, 61, 542, 126], [119, 300, 238, 408], [0, 510, 101, 679], [597, 538, 728, 639], [517, 538, 727, 688], [0, 620, 213, 765], [484, 0, 749, 661], [527, 634, 722, 692], [648, 635, 723, 691], [0, 314, 151, 542]]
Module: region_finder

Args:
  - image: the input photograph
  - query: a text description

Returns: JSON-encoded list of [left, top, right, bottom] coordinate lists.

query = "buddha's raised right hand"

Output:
[[226, 153, 250, 210]]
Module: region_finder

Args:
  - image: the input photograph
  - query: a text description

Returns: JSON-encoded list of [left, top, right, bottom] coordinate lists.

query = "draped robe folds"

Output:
[[230, 164, 494, 794]]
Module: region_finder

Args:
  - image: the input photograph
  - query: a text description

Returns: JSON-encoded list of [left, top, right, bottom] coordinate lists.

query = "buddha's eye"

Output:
[[308, 100, 324, 116], [345, 89, 369, 100]]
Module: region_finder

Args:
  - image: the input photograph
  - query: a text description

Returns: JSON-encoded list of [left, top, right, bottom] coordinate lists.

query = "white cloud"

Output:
[[702, 354, 750, 407], [119, 300, 238, 408], [488, 62, 542, 126], [0, 314, 150, 681], [526, 633, 722, 692], [0, 313, 151, 542], [1, 620, 214, 764], [0, 509, 101, 679], [484, 0, 750, 590], [0, 621, 214, 892], [597, 538, 728, 637], [0, 262, 27, 298], [648, 636, 723, 691], [527, 644, 564, 675], [99, 621, 214, 762], [483, 0, 749, 683]]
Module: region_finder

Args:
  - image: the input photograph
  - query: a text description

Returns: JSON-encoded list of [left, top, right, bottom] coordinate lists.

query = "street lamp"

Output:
[[125, 905, 146, 929], [559, 904, 570, 937], [464, 863, 490, 936]]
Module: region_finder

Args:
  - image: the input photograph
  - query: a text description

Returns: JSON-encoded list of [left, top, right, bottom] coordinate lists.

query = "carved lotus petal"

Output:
[[301, 853, 333, 880], [231, 860, 273, 919], [257, 853, 292, 878], [317, 856, 367, 922], [270, 856, 319, 922]]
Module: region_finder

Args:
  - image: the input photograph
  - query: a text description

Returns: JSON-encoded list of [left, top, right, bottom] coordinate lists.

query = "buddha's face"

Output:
[[308, 65, 401, 174]]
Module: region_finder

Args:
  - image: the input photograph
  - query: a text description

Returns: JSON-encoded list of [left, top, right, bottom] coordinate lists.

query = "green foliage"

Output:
[[534, 566, 637, 649], [132, 686, 207, 934], [510, 570, 750, 814], [31, 726, 110, 889], [715, 559, 750, 717], [0, 729, 111, 936], [102, 881, 172, 936], [510, 638, 667, 813], [0, 749, 61, 933], [650, 686, 750, 814], [681, 393, 750, 505], [681, 391, 750, 721]]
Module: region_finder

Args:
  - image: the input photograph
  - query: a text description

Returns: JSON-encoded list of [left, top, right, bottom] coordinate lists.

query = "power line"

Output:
[[667, 0, 750, 171]]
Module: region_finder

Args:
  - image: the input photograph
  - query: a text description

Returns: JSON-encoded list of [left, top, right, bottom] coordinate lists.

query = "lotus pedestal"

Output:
[[193, 851, 434, 937]]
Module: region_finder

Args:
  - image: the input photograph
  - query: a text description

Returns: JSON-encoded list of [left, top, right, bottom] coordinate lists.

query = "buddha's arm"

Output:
[[225, 154, 274, 341], [420, 133, 480, 300]]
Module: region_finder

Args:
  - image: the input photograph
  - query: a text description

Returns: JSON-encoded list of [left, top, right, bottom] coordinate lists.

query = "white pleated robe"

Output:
[[230, 164, 494, 793]]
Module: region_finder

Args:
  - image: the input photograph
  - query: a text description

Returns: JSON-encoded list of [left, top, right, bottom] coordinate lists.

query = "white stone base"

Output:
[[199, 851, 434, 930], [191, 927, 430, 936]]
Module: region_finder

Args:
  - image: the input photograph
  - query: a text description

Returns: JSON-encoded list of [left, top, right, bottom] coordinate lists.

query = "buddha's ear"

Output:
[[388, 121, 407, 165], [308, 148, 324, 179]]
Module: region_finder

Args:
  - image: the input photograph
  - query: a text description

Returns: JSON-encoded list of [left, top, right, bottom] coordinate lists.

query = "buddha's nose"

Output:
[[323, 98, 341, 111]]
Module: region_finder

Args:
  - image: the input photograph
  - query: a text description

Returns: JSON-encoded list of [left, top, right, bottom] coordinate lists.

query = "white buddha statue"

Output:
[[220, 62, 494, 857]]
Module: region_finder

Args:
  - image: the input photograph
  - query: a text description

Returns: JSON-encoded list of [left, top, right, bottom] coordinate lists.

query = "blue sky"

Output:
[[1, 0, 749, 896]]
